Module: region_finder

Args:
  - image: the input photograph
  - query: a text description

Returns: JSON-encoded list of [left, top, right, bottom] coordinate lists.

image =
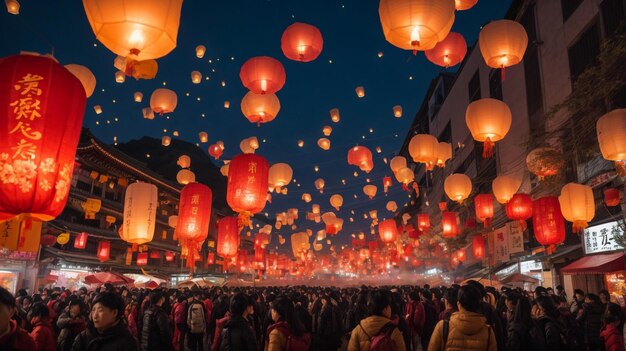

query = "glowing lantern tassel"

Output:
[[410, 27, 420, 55], [483, 137, 494, 158], [238, 211, 254, 230]]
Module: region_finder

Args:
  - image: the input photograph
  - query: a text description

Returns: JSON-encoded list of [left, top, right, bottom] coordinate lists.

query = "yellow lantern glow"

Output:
[[177, 155, 191, 168], [408, 134, 439, 169], [390, 156, 407, 173], [291, 232, 310, 258], [436, 142, 452, 167], [444, 173, 472, 203], [465, 98, 512, 158], [478, 20, 528, 70], [322, 126, 332, 136], [559, 183, 595, 232], [395, 167, 414, 184], [355, 86, 365, 98], [302, 193, 312, 203], [393, 105, 403, 118], [297, 140, 304, 147], [176, 169, 195, 185], [191, 70, 202, 84], [269, 163, 293, 191], [386, 201, 398, 212], [492, 174, 521, 204], [94, 105, 103, 114], [224, 100, 230, 108], [134, 91, 143, 102], [240, 91, 281, 125], [5, 0, 19, 14], [198, 132, 208, 143], [142, 107, 154, 120], [162, 136, 171, 146], [115, 70, 125, 83], [196, 45, 206, 58], [597, 109, 626, 161], [330, 194, 343, 211], [330, 108, 340, 123], [121, 182, 158, 244], [315, 178, 325, 193], [150, 88, 178, 114], [317, 138, 331, 150], [363, 185, 378, 199], [65, 64, 96, 98]]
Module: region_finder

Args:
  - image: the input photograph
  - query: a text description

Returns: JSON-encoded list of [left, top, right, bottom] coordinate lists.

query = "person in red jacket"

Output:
[[172, 294, 188, 351], [0, 286, 36, 351], [405, 290, 424, 351], [29, 302, 56, 351], [601, 304, 626, 351]]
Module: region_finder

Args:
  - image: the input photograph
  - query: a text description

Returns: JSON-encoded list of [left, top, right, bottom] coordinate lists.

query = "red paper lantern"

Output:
[[176, 183, 212, 242], [217, 216, 240, 258], [442, 211, 459, 238], [383, 176, 393, 193], [236, 251, 249, 270], [406, 224, 420, 239], [74, 232, 88, 249], [417, 213, 430, 232], [368, 240, 380, 252], [347, 146, 374, 173], [281, 22, 324, 62], [379, 219, 398, 243], [208, 143, 224, 160], [239, 56, 286, 94], [165, 251, 175, 262], [425, 32, 467, 68], [474, 194, 494, 227], [97, 241, 110, 262], [254, 244, 265, 263], [0, 54, 86, 221], [604, 188, 621, 207], [457, 248, 466, 262], [207, 252, 215, 265], [326, 224, 337, 236], [136, 252, 148, 266], [149, 251, 160, 259], [506, 193, 533, 229], [40, 234, 57, 247], [227, 154, 269, 226], [472, 235, 485, 259], [532, 196, 566, 252]]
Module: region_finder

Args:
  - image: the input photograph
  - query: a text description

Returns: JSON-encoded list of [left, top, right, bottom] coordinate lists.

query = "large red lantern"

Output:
[[425, 32, 467, 68], [379, 219, 398, 243], [74, 232, 88, 249], [442, 211, 459, 238], [0, 54, 86, 221], [472, 235, 485, 259], [281, 22, 324, 62], [175, 183, 212, 242], [217, 216, 240, 258], [457, 248, 466, 262], [417, 213, 430, 232], [239, 56, 286, 94], [227, 154, 269, 227], [474, 194, 494, 227], [506, 193, 533, 229], [347, 146, 374, 173], [604, 188, 621, 207], [96, 240, 110, 262], [254, 244, 265, 263], [532, 196, 565, 253]]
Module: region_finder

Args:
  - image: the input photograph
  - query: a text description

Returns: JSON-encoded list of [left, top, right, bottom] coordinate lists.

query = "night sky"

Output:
[[1, 0, 512, 254]]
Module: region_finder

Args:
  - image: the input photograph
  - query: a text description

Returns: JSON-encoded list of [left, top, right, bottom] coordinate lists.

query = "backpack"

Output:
[[359, 322, 396, 351], [442, 320, 492, 351], [187, 300, 206, 334], [270, 323, 311, 351]]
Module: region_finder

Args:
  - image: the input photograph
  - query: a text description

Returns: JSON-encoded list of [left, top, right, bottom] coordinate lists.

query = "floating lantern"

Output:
[[134, 91, 143, 102], [355, 86, 365, 98], [302, 193, 312, 203], [115, 70, 125, 83], [5, 0, 19, 14], [224, 101, 230, 108], [455, 0, 478, 10], [240, 91, 281, 125], [74, 232, 88, 249], [315, 179, 325, 193], [176, 169, 195, 185], [532, 196, 565, 253], [330, 194, 343, 211], [227, 153, 269, 226], [177, 155, 191, 168], [559, 183, 594, 232], [363, 185, 378, 199], [281, 22, 324, 62], [425, 32, 467, 67], [474, 194, 494, 227], [479, 20, 528, 76], [64, 64, 96, 98], [383, 176, 393, 193], [444, 173, 472, 203], [317, 138, 331, 150], [393, 105, 402, 118], [472, 234, 485, 259], [198, 132, 208, 143], [217, 217, 240, 258], [208, 143, 223, 160], [395, 167, 415, 185], [150, 88, 177, 114], [330, 108, 340, 123], [323, 126, 332, 136], [142, 107, 154, 119], [347, 146, 374, 173], [120, 182, 158, 244], [436, 142, 452, 167], [195, 45, 206, 58], [191, 71, 202, 84], [379, 219, 398, 243], [291, 232, 310, 258], [239, 56, 286, 94], [175, 183, 212, 242], [390, 156, 407, 173], [96, 240, 110, 262], [526, 147, 565, 180], [417, 213, 430, 232], [465, 98, 512, 158], [268, 163, 293, 192], [386, 201, 398, 212], [604, 188, 621, 207], [409, 134, 439, 169], [492, 174, 521, 204], [441, 211, 459, 237], [94, 105, 103, 114], [597, 109, 626, 174]]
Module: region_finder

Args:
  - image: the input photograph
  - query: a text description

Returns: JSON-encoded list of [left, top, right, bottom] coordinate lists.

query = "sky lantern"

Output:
[[74, 232, 88, 249], [478, 19, 528, 77], [506, 193, 533, 229], [472, 234, 485, 259], [409, 134, 439, 170], [315, 178, 325, 193], [281, 22, 323, 62], [347, 146, 374, 173], [492, 174, 521, 204], [176, 169, 195, 185], [386, 201, 398, 212], [291, 232, 310, 259], [64, 64, 96, 98], [383, 176, 393, 193], [465, 98, 512, 158], [330, 194, 343, 211], [240, 91, 281, 125], [96, 240, 110, 262], [134, 91, 143, 102], [474, 194, 494, 227], [150, 88, 177, 114], [317, 138, 331, 150], [322, 126, 332, 136], [115, 70, 125, 83], [268, 163, 293, 192], [355, 86, 365, 98], [217, 216, 240, 258], [526, 147, 565, 180], [177, 155, 191, 168], [393, 105, 402, 118], [142, 107, 153, 119], [390, 156, 407, 173], [363, 185, 378, 199], [425, 32, 467, 67], [379, 219, 398, 243], [191, 71, 202, 84], [175, 183, 212, 242], [198, 132, 208, 143], [302, 193, 312, 203], [220, 163, 229, 177], [94, 105, 103, 114], [394, 167, 415, 185], [533, 196, 565, 253], [5, 0, 19, 14], [436, 142, 452, 167], [444, 173, 472, 203], [195, 45, 206, 58], [559, 183, 595, 232], [597, 109, 626, 173], [604, 188, 621, 207], [455, 0, 478, 10], [239, 56, 286, 94], [330, 108, 340, 123], [239, 136, 259, 154], [121, 182, 158, 245], [0, 54, 86, 222], [417, 213, 430, 232], [379, 0, 456, 53], [227, 153, 269, 227], [442, 211, 459, 237], [83, 0, 183, 61]]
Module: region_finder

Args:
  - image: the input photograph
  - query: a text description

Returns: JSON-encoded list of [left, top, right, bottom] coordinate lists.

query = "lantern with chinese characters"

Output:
[[474, 194, 494, 227], [379, 219, 398, 243], [417, 213, 430, 232], [409, 134, 439, 169], [330, 194, 343, 211], [217, 216, 240, 258], [455, 0, 478, 10], [604, 188, 621, 207], [165, 251, 175, 262], [121, 182, 158, 245], [363, 185, 378, 199], [442, 211, 459, 237], [505, 193, 533, 229], [175, 183, 212, 242], [96, 240, 110, 262], [347, 146, 374, 173], [83, 0, 183, 61], [240, 91, 281, 125], [526, 147, 565, 180], [268, 163, 293, 192], [465, 98, 512, 158], [239, 56, 286, 94], [330, 108, 340, 123], [492, 174, 521, 204], [227, 153, 269, 227], [425, 32, 467, 68], [64, 64, 96, 98], [74, 232, 88, 249], [436, 142, 452, 167], [479, 20, 528, 75], [150, 88, 177, 114], [383, 176, 393, 193], [379, 0, 456, 53], [533, 196, 565, 253], [0, 55, 87, 222], [472, 235, 485, 259], [559, 183, 595, 232], [597, 109, 626, 174], [281, 22, 323, 62], [444, 173, 472, 203]]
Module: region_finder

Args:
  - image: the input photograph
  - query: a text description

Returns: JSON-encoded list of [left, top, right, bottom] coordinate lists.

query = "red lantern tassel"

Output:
[[237, 211, 253, 230], [546, 244, 556, 255], [482, 137, 494, 158], [572, 220, 588, 233]]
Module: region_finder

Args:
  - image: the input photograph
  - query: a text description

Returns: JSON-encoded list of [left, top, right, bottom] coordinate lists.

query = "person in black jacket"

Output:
[[71, 292, 137, 351], [57, 298, 87, 351], [534, 295, 565, 350], [219, 292, 257, 351], [506, 296, 533, 351], [140, 290, 172, 351], [576, 293, 605, 351]]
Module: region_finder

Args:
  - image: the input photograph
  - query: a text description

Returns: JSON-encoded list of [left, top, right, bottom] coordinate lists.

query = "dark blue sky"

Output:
[[1, 0, 511, 253]]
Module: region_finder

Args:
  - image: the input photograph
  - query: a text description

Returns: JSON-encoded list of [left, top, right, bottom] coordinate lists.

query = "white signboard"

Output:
[[493, 225, 510, 262], [583, 221, 625, 255], [507, 221, 525, 254], [520, 260, 542, 273]]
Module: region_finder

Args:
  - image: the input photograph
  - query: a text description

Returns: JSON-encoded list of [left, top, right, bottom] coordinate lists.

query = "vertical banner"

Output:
[[507, 221, 525, 254], [493, 224, 510, 263], [0, 218, 20, 250]]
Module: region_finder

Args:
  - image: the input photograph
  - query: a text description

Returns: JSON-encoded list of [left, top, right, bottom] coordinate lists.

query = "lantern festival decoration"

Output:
[[479, 20, 528, 77], [96, 240, 110, 262], [74, 232, 88, 249], [604, 188, 621, 207], [0, 54, 87, 222], [597, 109, 626, 174], [474, 194, 494, 227], [207, 252, 215, 265], [150, 88, 177, 114], [379, 219, 398, 243], [472, 235, 485, 259], [456, 248, 466, 263], [444, 173, 472, 203], [281, 22, 324, 62], [395, 167, 415, 186], [347, 146, 374, 173], [83, 0, 183, 61], [355, 86, 365, 98], [363, 185, 378, 199], [190, 71, 202, 84], [425, 32, 467, 68], [227, 153, 269, 228], [136, 252, 148, 266], [198, 132, 208, 143], [533, 197, 565, 253], [161, 136, 171, 146], [455, 0, 478, 11], [317, 138, 331, 150], [526, 147, 565, 180], [291, 232, 310, 259], [330, 194, 343, 211], [322, 126, 333, 136], [492, 174, 521, 204], [330, 108, 340, 123], [176, 169, 195, 185], [209, 143, 224, 160], [240, 91, 281, 125], [315, 178, 325, 193], [559, 183, 595, 232], [134, 91, 143, 102], [217, 216, 240, 258], [239, 56, 286, 94], [64, 64, 96, 98], [409, 134, 439, 170], [5, 0, 19, 14], [442, 211, 459, 237], [379, 0, 456, 53], [165, 251, 175, 262], [390, 156, 407, 173], [268, 163, 293, 192], [195, 45, 206, 58], [121, 182, 158, 245], [175, 183, 212, 243], [393, 105, 403, 118], [505, 193, 533, 229], [383, 176, 393, 193], [386, 201, 398, 213], [465, 98, 512, 158], [417, 213, 430, 232]]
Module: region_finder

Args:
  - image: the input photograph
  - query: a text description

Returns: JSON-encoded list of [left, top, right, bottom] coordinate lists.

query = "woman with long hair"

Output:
[[506, 296, 533, 351], [266, 296, 310, 351]]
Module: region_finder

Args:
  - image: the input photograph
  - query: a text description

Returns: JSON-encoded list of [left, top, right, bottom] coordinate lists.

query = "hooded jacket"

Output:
[[601, 324, 625, 351], [219, 314, 257, 351], [140, 304, 172, 351], [347, 315, 406, 351], [30, 317, 56, 351], [427, 310, 496, 351]]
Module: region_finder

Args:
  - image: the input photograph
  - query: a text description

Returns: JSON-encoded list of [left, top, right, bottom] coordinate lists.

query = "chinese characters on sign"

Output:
[[583, 221, 625, 255]]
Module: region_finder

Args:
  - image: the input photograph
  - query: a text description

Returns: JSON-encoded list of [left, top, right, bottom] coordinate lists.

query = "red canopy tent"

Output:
[[83, 271, 134, 286], [561, 252, 626, 275]]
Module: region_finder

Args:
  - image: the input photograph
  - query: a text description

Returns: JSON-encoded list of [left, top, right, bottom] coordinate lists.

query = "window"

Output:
[[438, 122, 452, 143], [489, 69, 503, 100], [601, 0, 625, 36], [524, 50, 544, 118], [428, 80, 446, 122], [468, 70, 481, 103], [561, 0, 583, 22], [568, 22, 601, 80]]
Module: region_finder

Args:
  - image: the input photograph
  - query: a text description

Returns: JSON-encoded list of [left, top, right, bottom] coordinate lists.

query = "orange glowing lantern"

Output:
[[227, 154, 269, 226], [409, 134, 439, 169], [533, 196, 565, 252], [390, 156, 407, 173], [317, 138, 331, 150], [136, 252, 148, 266], [363, 185, 378, 199], [465, 98, 512, 158], [207, 252, 215, 265], [195, 45, 206, 58], [597, 109, 626, 174], [559, 183, 595, 232], [239, 56, 286, 94], [254, 244, 265, 263], [0, 55, 86, 222], [281, 22, 324, 62], [425, 32, 467, 67], [355, 86, 365, 98], [393, 105, 403, 118], [347, 146, 374, 173], [165, 251, 175, 262], [5, 0, 19, 14], [150, 88, 177, 114], [268, 163, 293, 192], [479, 20, 528, 75], [505, 193, 533, 229], [436, 142, 452, 167], [330, 108, 340, 123], [604, 188, 621, 207], [208, 143, 224, 160], [162, 136, 171, 146], [379, 219, 398, 243], [472, 235, 485, 259], [417, 213, 430, 232], [74, 232, 88, 249], [121, 182, 158, 244], [444, 173, 472, 203], [455, 0, 477, 10], [175, 183, 212, 242], [457, 248, 466, 262], [330, 194, 343, 211], [240, 91, 281, 125], [217, 216, 240, 258], [442, 211, 459, 238], [474, 194, 494, 227], [97, 240, 110, 262], [383, 176, 393, 193], [492, 174, 521, 204]]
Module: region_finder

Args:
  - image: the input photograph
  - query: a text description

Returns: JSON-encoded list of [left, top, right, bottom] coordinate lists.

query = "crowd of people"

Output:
[[0, 281, 624, 351]]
